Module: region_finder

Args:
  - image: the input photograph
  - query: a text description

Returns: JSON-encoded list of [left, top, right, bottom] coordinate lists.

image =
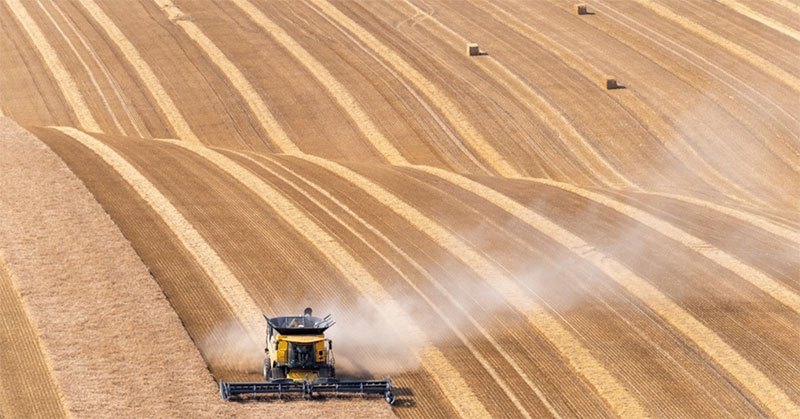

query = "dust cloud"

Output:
[[201, 321, 263, 374]]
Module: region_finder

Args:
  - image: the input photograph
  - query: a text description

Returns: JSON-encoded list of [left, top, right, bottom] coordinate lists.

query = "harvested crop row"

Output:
[[153, 0, 297, 154], [5, 0, 100, 131], [288, 154, 643, 416], [226, 0, 405, 164], [527, 177, 800, 315], [163, 139, 489, 418], [396, 0, 635, 188], [434, 171, 799, 415], [630, 0, 800, 92], [308, 0, 519, 177], [235, 150, 559, 416], [75, 0, 199, 142], [54, 127, 264, 343], [0, 257, 66, 419]]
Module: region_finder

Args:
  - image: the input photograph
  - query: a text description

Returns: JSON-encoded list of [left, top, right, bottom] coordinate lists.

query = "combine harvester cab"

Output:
[[219, 308, 395, 404]]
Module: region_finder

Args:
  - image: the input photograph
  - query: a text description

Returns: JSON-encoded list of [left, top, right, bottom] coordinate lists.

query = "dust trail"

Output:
[[417, 166, 799, 416], [235, 150, 547, 415], [200, 321, 263, 374], [295, 154, 645, 417], [165, 139, 489, 418], [6, 0, 101, 132]]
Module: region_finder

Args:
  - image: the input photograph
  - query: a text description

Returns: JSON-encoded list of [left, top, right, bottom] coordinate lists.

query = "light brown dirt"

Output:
[[0, 0, 799, 417], [0, 118, 391, 418]]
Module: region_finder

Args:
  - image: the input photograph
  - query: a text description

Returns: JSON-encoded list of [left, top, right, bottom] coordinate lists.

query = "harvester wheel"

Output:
[[270, 366, 287, 380], [385, 390, 395, 405]]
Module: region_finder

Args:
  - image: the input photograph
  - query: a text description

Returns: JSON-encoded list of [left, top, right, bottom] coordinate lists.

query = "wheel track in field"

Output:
[[44, 0, 147, 137], [715, 0, 800, 42], [0, 256, 68, 419], [32, 0, 129, 136], [5, 0, 100, 131]]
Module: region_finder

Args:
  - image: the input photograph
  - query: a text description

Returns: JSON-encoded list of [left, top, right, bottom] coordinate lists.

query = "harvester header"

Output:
[[219, 308, 395, 404]]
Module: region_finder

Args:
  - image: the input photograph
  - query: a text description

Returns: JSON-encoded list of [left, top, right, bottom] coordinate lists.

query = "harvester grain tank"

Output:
[[219, 308, 395, 404]]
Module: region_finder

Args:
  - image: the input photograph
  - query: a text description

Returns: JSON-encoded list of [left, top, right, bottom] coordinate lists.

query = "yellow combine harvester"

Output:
[[219, 308, 395, 404]]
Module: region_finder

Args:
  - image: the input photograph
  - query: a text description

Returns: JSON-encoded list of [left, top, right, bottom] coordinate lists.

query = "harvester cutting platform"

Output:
[[219, 308, 395, 404]]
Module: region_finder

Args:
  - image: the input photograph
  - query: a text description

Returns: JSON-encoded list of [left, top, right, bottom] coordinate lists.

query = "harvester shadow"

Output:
[[391, 386, 416, 408], [609, 84, 627, 90]]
